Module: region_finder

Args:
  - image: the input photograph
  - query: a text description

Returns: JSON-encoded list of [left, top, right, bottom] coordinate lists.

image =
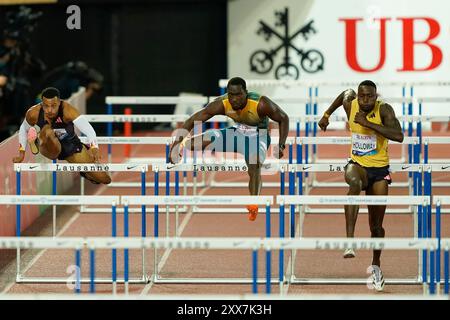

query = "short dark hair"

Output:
[[41, 87, 60, 99], [358, 80, 377, 91], [227, 77, 247, 90]]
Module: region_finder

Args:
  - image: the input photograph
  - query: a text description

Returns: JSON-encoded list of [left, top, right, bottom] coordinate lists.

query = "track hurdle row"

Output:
[[1, 194, 448, 294], [14, 160, 446, 216], [0, 234, 446, 295], [14, 159, 424, 216]]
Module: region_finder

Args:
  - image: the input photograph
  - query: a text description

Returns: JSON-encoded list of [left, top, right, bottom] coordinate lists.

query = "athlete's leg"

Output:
[[366, 180, 388, 267], [344, 163, 368, 237], [65, 145, 111, 184], [245, 134, 266, 196], [38, 124, 61, 160], [245, 134, 267, 221], [247, 163, 262, 195]]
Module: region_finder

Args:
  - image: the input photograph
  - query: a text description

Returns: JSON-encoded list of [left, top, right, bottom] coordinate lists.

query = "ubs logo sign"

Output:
[[250, 7, 324, 80]]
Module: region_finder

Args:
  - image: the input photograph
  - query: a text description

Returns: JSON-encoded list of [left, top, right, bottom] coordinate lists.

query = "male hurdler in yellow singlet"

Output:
[[318, 80, 404, 292], [169, 77, 289, 221]]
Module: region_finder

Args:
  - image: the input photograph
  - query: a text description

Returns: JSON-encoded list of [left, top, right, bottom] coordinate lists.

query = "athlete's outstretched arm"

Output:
[[169, 100, 225, 164], [64, 102, 101, 161], [175, 100, 225, 143], [258, 96, 289, 158], [12, 107, 39, 163], [318, 89, 356, 131]]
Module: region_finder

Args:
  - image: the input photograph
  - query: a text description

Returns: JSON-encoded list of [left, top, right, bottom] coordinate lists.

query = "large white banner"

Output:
[[228, 0, 450, 120]]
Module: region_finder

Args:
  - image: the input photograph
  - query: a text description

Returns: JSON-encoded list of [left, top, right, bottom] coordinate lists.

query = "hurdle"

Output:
[[0, 195, 146, 286], [279, 163, 424, 215], [121, 195, 275, 288], [295, 136, 420, 188], [276, 195, 432, 289], [0, 235, 441, 295], [204, 136, 420, 190], [13, 163, 150, 287], [15, 163, 149, 214], [153, 162, 423, 215], [81, 135, 300, 191]]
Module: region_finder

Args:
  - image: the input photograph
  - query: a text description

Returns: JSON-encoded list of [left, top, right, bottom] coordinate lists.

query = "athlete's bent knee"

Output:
[[346, 176, 362, 191], [370, 226, 385, 238]]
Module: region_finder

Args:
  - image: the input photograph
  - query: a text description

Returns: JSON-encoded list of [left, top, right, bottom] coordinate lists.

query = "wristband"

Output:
[[323, 112, 330, 119], [19, 145, 25, 152]]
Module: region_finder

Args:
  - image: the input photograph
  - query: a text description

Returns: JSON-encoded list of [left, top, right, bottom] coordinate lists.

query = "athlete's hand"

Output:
[[90, 147, 100, 163], [354, 111, 369, 127], [12, 150, 25, 163], [276, 144, 285, 159], [169, 141, 182, 164], [318, 116, 329, 132]]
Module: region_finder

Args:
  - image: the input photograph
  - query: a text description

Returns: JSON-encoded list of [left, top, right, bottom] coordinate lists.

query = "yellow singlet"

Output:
[[221, 92, 268, 130], [349, 99, 389, 167]]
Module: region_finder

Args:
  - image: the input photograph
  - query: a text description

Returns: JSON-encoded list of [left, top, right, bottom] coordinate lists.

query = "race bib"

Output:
[[235, 123, 258, 136], [53, 128, 68, 140], [352, 133, 377, 156]]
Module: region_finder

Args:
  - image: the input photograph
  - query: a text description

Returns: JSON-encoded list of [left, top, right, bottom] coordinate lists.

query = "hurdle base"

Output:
[[193, 207, 286, 213], [80, 206, 188, 213], [109, 182, 206, 188], [290, 277, 422, 285], [16, 276, 150, 284], [152, 277, 280, 284], [311, 181, 411, 188], [210, 181, 293, 188], [314, 158, 406, 164], [304, 207, 413, 214]]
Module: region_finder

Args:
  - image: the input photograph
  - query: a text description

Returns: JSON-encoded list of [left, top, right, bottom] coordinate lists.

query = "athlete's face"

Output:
[[357, 85, 377, 113], [41, 96, 60, 120], [227, 85, 247, 110]]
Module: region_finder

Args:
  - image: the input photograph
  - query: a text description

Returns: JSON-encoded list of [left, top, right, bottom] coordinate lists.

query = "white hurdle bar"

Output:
[[276, 195, 431, 287], [14, 163, 151, 214], [0, 195, 119, 205], [121, 195, 273, 286], [0, 236, 434, 251]]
